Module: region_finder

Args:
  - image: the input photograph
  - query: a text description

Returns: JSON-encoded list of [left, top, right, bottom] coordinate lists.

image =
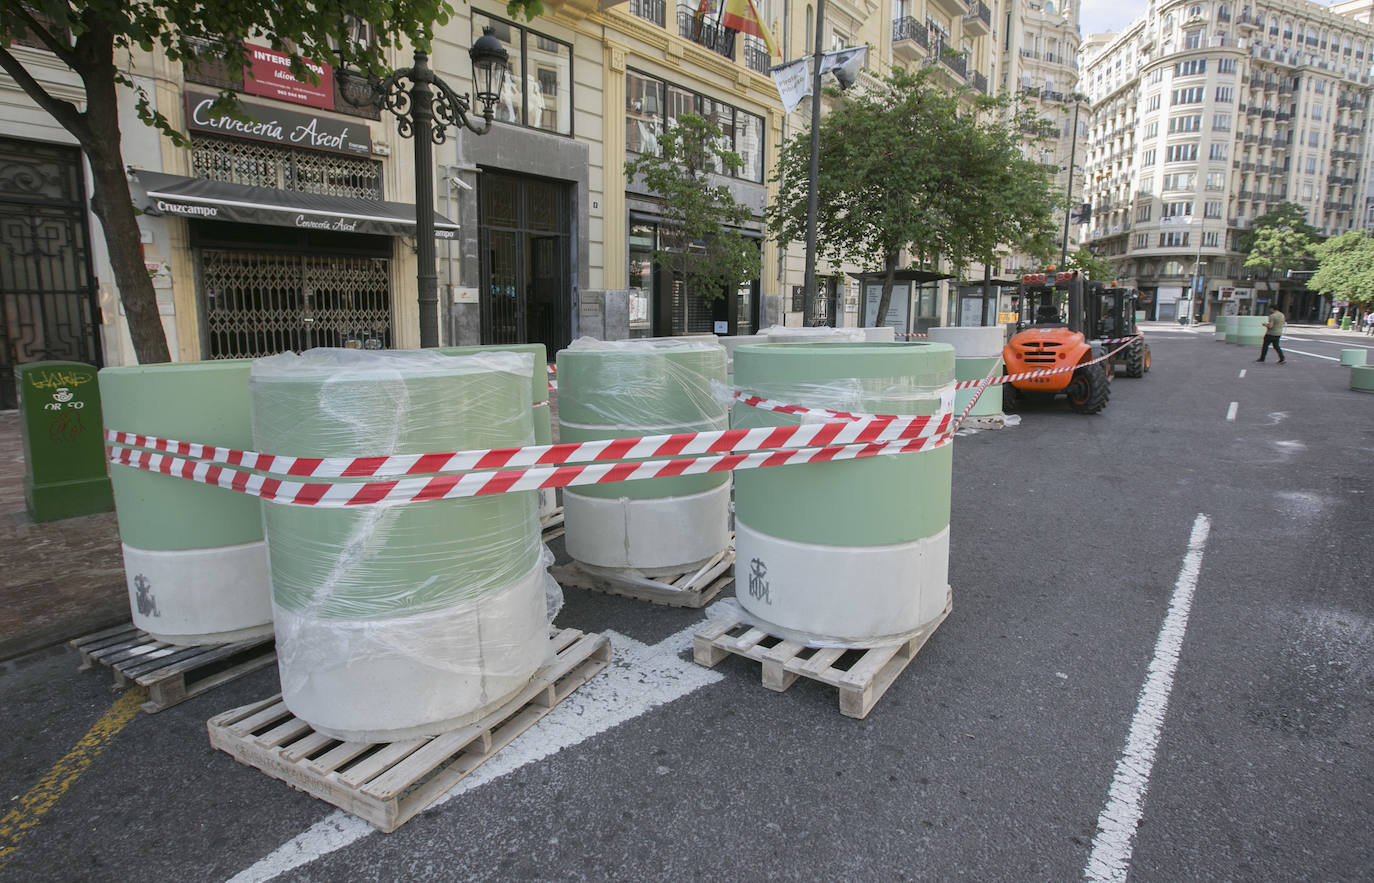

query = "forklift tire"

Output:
[[1066, 363, 1110, 414], [1002, 379, 1019, 412], [1124, 339, 1146, 378], [1143, 344, 1152, 373]]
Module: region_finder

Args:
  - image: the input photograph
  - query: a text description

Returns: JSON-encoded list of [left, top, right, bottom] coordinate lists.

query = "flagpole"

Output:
[[803, 0, 825, 326]]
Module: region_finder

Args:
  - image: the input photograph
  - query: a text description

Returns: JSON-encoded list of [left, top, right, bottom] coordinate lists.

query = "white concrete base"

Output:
[[733, 520, 950, 648], [564, 482, 731, 575], [928, 325, 1005, 358], [274, 560, 553, 743], [538, 487, 558, 518], [122, 541, 273, 646]]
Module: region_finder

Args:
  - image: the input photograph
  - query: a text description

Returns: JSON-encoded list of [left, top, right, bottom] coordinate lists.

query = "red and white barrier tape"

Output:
[[105, 407, 951, 483]]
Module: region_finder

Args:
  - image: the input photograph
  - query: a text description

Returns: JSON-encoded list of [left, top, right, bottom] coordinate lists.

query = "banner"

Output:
[[769, 46, 869, 112]]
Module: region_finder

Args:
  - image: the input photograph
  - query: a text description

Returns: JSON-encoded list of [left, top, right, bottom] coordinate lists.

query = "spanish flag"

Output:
[[721, 0, 781, 58]]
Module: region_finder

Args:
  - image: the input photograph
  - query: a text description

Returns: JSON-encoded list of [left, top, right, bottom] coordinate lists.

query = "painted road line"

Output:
[[1226, 402, 1238, 422], [227, 624, 722, 883], [1085, 514, 1212, 883], [0, 687, 146, 871], [1238, 369, 1247, 379], [1278, 348, 1339, 362]]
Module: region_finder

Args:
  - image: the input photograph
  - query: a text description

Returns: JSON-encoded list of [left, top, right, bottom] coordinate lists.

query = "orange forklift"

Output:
[[1002, 269, 1110, 414]]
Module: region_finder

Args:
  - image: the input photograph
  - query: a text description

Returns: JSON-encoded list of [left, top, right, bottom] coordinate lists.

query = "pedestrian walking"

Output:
[[1365, 312, 1374, 336], [1257, 306, 1286, 364]]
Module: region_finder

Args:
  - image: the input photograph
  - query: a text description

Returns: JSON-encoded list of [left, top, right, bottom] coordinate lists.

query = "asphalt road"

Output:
[[2, 325, 1371, 881]]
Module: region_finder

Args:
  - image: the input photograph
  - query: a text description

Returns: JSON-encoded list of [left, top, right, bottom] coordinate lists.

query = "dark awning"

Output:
[[130, 170, 458, 239], [848, 270, 954, 284]]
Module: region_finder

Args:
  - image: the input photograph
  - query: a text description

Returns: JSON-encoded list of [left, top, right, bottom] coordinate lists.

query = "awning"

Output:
[[848, 270, 955, 285], [130, 170, 458, 239]]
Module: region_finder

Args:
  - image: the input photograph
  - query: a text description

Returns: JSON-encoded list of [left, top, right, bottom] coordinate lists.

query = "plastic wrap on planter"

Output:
[[250, 348, 558, 742]]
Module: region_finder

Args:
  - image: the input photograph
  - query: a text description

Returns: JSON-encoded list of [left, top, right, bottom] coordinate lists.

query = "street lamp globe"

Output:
[[469, 26, 509, 118]]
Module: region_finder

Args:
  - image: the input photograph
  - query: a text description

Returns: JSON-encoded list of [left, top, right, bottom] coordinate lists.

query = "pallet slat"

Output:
[[207, 628, 612, 833], [70, 622, 277, 713], [693, 593, 952, 719], [549, 536, 734, 609]]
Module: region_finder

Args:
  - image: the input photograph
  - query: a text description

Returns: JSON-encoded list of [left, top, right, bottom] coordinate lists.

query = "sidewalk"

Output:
[[0, 411, 128, 661]]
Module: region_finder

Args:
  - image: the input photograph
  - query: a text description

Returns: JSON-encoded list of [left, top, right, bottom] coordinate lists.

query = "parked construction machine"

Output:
[[1085, 282, 1151, 378], [1002, 269, 1110, 414]]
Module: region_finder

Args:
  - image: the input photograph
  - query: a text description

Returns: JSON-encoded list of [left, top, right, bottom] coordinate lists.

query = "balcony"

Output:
[[929, 0, 968, 19], [971, 71, 988, 93], [743, 36, 770, 74], [1275, 111, 1292, 122], [963, 0, 992, 36], [629, 0, 666, 27], [892, 17, 929, 65], [1261, 108, 1276, 118], [677, 4, 735, 59], [933, 37, 967, 80]]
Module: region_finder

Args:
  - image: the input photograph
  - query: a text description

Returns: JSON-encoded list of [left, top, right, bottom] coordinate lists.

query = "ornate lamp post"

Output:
[[340, 28, 509, 348]]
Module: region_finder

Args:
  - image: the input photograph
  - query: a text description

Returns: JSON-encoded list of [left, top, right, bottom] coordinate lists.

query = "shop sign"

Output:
[[184, 90, 370, 157], [243, 43, 335, 110]]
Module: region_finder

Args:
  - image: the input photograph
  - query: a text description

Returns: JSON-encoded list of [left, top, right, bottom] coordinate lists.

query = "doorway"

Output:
[[479, 171, 572, 352], [0, 138, 101, 409]]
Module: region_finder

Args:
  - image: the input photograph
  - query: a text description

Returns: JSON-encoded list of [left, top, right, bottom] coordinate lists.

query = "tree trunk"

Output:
[[76, 21, 172, 364], [872, 250, 899, 330]]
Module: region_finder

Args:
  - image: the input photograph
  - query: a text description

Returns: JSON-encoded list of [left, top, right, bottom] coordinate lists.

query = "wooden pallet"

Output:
[[70, 623, 276, 714], [692, 591, 952, 719], [550, 538, 734, 609], [206, 627, 611, 833], [539, 506, 566, 542]]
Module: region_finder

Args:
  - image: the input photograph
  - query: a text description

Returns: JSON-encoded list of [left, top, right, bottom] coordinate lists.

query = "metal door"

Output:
[[199, 249, 392, 358], [0, 138, 101, 409], [478, 172, 571, 351]]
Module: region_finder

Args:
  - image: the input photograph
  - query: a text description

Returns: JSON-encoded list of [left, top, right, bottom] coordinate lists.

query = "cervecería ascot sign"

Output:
[[184, 90, 371, 157]]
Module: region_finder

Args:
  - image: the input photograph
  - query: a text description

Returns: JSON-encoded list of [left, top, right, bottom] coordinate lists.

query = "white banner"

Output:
[[770, 58, 811, 113]]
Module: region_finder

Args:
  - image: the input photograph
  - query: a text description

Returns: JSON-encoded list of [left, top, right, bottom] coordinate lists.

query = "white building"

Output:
[[1081, 0, 1374, 322]]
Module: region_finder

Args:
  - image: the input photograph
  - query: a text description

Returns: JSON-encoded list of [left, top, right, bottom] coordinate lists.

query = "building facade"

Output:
[[1082, 0, 1374, 322]]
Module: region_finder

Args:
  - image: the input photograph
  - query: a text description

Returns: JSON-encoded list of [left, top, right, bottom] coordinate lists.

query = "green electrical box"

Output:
[[16, 361, 114, 523]]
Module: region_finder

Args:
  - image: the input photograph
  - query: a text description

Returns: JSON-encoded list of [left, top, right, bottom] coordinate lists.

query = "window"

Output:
[[1184, 30, 1203, 50], [1135, 233, 1150, 249], [1216, 86, 1233, 102], [1172, 87, 1205, 105], [1167, 143, 1199, 162], [1204, 200, 1223, 218], [1176, 59, 1207, 77], [1169, 114, 1203, 133], [1213, 113, 1231, 131], [1218, 57, 1237, 73], [1144, 121, 1160, 139], [1158, 231, 1190, 247], [1163, 200, 1192, 217], [1163, 172, 1196, 190], [1315, 80, 1326, 95], [1311, 103, 1324, 120], [1306, 156, 1317, 173], [1302, 182, 1314, 199], [1138, 176, 1156, 194], [479, 13, 572, 136], [1209, 142, 1229, 160], [626, 69, 765, 182], [1202, 231, 1220, 246], [1142, 148, 1157, 166], [1147, 94, 1162, 112], [1309, 131, 1320, 147], [1137, 204, 1153, 222], [1206, 171, 1225, 190], [1149, 67, 1166, 84]]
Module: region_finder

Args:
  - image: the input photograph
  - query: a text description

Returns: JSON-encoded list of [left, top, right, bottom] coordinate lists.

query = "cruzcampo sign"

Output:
[[16, 361, 114, 522], [184, 89, 370, 157]]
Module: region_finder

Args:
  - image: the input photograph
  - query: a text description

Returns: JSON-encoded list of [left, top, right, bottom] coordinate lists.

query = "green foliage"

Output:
[[1243, 226, 1317, 276], [1310, 231, 1374, 306], [1236, 201, 1322, 254], [766, 66, 1058, 320], [1066, 248, 1112, 281], [624, 112, 758, 306]]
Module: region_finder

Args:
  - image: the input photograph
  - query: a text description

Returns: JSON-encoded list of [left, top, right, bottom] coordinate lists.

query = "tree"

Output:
[[624, 112, 758, 318], [1310, 231, 1374, 309], [1066, 248, 1112, 281], [767, 66, 1058, 325], [0, 1, 546, 363]]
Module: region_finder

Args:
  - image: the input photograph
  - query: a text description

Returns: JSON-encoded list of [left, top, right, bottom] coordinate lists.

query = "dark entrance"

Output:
[[0, 138, 101, 409], [479, 172, 572, 352], [190, 221, 393, 359]]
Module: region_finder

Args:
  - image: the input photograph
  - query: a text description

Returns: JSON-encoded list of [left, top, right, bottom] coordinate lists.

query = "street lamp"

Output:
[[339, 28, 509, 348]]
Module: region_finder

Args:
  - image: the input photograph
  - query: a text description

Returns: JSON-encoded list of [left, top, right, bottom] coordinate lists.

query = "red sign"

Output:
[[243, 43, 334, 110]]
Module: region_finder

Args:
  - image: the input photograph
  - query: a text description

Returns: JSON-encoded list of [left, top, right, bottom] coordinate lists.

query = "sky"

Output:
[[1077, 0, 1151, 36]]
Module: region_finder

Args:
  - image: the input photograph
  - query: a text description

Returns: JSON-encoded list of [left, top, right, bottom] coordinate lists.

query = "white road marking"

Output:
[[226, 624, 721, 883], [1279, 348, 1338, 362], [1238, 369, 1246, 379], [1226, 402, 1238, 422], [1085, 514, 1211, 883]]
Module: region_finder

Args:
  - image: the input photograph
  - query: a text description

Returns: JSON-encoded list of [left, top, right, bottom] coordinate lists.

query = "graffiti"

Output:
[[133, 573, 160, 618], [27, 370, 93, 391]]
